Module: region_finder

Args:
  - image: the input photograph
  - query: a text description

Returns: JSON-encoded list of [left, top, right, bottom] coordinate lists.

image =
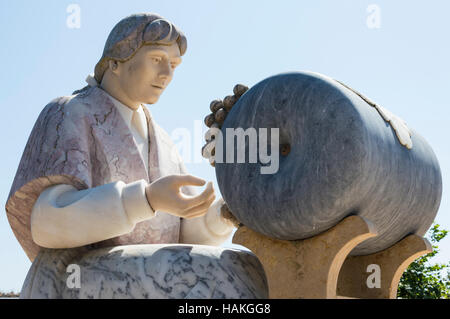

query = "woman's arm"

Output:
[[31, 180, 154, 248]]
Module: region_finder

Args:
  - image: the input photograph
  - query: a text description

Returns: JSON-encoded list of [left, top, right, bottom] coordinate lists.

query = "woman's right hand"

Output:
[[145, 174, 216, 219]]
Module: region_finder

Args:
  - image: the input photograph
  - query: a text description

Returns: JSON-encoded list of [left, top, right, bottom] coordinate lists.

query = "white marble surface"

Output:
[[20, 244, 268, 299]]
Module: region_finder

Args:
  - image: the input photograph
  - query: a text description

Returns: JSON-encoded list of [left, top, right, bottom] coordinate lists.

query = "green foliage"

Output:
[[397, 224, 450, 299]]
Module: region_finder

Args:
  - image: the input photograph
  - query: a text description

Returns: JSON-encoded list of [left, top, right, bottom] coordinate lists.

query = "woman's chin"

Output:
[[144, 95, 160, 105]]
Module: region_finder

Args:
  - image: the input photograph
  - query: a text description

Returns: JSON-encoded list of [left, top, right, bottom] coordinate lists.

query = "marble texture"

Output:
[[6, 86, 190, 261], [216, 71, 442, 255], [335, 80, 413, 149], [20, 244, 268, 299]]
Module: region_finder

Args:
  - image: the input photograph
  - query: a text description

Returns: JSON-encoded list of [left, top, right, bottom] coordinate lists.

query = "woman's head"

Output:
[[95, 13, 187, 108], [94, 13, 187, 84]]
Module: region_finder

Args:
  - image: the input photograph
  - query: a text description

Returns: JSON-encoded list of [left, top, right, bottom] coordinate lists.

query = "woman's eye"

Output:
[[151, 57, 162, 63]]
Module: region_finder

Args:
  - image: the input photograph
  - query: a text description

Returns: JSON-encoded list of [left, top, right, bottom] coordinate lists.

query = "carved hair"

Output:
[[94, 13, 187, 84]]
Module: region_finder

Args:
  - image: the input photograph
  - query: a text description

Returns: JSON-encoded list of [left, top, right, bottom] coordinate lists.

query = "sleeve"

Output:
[[31, 180, 155, 249]]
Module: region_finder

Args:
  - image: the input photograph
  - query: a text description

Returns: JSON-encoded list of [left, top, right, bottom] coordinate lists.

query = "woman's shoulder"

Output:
[[40, 86, 109, 122]]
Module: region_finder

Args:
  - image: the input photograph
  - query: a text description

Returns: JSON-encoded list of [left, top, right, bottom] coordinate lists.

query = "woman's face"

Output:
[[117, 43, 182, 106]]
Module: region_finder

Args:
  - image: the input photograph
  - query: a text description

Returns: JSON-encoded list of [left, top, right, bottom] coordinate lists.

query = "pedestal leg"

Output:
[[232, 215, 377, 299], [337, 235, 432, 299]]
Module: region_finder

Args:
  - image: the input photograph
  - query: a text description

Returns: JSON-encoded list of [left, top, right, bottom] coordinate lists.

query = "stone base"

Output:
[[337, 234, 432, 298], [233, 215, 432, 299], [20, 244, 268, 299]]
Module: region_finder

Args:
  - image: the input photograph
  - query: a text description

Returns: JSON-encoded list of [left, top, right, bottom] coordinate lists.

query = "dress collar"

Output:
[[106, 93, 144, 129], [85, 74, 149, 138]]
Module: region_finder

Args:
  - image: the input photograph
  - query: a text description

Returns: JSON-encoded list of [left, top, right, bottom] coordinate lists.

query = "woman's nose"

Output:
[[159, 63, 173, 83]]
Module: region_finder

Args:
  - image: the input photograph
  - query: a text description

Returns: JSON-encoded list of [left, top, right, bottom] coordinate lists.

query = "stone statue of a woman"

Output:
[[5, 13, 267, 299]]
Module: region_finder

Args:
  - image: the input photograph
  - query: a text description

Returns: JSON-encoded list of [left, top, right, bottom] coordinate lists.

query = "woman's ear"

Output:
[[108, 60, 120, 74]]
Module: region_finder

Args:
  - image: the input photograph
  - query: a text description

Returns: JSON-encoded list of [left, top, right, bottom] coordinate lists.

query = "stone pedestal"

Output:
[[337, 234, 432, 299], [232, 215, 432, 299]]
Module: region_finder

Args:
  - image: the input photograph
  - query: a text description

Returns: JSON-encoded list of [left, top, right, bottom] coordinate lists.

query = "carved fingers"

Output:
[[145, 175, 216, 219], [182, 192, 216, 218], [173, 174, 207, 187]]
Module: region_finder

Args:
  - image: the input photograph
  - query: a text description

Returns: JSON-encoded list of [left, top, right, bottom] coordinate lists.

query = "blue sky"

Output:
[[0, 1, 449, 292]]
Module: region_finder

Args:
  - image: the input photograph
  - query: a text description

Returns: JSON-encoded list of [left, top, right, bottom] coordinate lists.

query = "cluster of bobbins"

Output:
[[202, 84, 249, 167]]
